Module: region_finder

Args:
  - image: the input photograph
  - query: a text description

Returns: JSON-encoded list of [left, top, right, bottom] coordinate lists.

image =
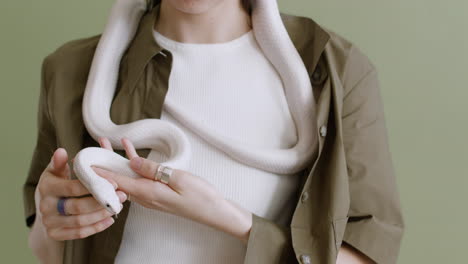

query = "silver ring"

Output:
[[154, 165, 172, 184]]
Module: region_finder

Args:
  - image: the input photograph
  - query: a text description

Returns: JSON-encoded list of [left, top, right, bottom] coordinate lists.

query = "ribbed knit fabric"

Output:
[[115, 29, 302, 264]]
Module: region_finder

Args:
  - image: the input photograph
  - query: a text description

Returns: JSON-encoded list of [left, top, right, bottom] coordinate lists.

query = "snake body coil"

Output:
[[73, 0, 319, 216]]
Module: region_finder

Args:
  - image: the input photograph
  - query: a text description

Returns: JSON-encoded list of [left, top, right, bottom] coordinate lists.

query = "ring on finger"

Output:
[[57, 197, 71, 216], [154, 165, 172, 185]]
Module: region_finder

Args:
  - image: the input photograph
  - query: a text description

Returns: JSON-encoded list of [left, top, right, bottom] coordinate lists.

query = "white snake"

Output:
[[73, 0, 319, 216]]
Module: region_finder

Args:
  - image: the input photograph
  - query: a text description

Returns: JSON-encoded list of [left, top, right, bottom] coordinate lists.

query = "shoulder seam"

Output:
[[341, 44, 377, 98], [342, 63, 377, 101]]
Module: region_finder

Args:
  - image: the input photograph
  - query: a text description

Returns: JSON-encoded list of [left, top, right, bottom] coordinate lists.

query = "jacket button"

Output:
[[312, 71, 321, 82], [312, 67, 322, 83], [301, 191, 309, 203], [319, 125, 327, 137], [300, 254, 311, 264]]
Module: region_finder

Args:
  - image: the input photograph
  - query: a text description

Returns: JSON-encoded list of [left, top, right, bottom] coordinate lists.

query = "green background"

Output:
[[1, 0, 466, 263]]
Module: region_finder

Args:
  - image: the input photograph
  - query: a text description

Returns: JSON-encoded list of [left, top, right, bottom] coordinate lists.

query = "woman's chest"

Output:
[[164, 52, 299, 148]]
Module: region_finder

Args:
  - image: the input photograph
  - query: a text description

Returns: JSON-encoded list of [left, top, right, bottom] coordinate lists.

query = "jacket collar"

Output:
[[125, 3, 331, 94]]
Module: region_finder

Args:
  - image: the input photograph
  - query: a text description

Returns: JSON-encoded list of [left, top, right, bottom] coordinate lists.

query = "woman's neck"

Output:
[[155, 0, 251, 44]]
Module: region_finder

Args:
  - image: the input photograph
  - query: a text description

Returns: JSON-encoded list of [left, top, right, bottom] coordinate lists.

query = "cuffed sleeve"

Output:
[[243, 213, 295, 264], [341, 46, 405, 264], [23, 56, 57, 228]]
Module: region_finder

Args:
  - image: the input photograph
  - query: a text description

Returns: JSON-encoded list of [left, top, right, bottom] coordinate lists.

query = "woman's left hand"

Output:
[[92, 137, 252, 244]]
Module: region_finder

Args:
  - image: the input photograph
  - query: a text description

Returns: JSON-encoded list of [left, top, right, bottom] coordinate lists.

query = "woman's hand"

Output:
[[28, 146, 128, 264], [93, 137, 253, 244], [34, 147, 127, 241]]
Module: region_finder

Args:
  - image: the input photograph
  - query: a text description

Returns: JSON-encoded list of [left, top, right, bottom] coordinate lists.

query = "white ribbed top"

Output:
[[115, 29, 302, 264]]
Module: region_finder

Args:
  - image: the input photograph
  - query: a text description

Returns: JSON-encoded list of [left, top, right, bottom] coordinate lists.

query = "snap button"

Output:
[[312, 68, 321, 82], [319, 125, 327, 137], [311, 64, 327, 86], [300, 254, 311, 264], [301, 191, 309, 203]]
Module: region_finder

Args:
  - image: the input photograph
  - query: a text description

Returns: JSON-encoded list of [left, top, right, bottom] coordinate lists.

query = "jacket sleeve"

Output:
[[340, 45, 405, 264], [243, 213, 295, 263], [23, 55, 57, 228]]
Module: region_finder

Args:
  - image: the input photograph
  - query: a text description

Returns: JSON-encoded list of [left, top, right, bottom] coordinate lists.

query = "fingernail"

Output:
[[107, 218, 115, 225], [118, 192, 127, 201], [131, 157, 143, 170]]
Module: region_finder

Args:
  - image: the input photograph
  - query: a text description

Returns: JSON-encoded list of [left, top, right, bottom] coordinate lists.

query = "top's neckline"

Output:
[[153, 29, 255, 52]]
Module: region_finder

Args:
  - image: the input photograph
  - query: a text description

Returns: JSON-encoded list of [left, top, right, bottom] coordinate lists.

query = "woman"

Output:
[[25, 0, 405, 263]]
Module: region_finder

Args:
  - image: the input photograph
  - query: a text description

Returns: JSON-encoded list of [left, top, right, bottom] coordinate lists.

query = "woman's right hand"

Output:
[[34, 147, 127, 241]]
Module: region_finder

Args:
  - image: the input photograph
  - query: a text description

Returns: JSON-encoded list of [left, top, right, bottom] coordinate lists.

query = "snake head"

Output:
[[91, 178, 123, 216], [73, 148, 124, 216]]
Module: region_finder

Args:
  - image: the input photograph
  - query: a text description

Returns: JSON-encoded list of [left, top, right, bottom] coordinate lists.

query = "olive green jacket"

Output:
[[23, 4, 405, 264]]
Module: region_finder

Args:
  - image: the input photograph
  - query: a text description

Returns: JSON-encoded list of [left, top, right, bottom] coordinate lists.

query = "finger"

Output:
[[93, 167, 142, 195], [48, 148, 70, 179], [44, 208, 113, 228], [129, 157, 158, 180], [98, 137, 113, 151], [41, 191, 127, 217], [130, 157, 182, 189], [47, 177, 90, 197], [47, 217, 115, 241], [63, 161, 72, 180], [94, 166, 182, 211], [122, 138, 139, 159], [95, 165, 180, 201], [116, 191, 128, 203], [40, 195, 100, 216], [91, 166, 120, 191], [62, 196, 106, 215]]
